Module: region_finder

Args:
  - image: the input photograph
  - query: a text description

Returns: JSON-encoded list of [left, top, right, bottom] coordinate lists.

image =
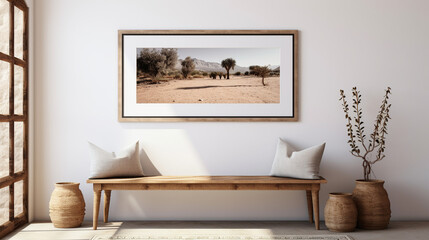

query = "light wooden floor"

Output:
[[4, 221, 429, 240]]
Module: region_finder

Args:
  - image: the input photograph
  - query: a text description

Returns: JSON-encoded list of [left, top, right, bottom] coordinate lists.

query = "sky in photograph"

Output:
[[176, 48, 280, 67]]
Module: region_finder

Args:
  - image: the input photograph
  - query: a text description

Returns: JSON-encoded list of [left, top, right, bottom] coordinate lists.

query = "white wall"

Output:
[[33, 0, 429, 221]]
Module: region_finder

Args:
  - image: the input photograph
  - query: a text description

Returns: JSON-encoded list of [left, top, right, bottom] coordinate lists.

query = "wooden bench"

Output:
[[87, 176, 327, 230]]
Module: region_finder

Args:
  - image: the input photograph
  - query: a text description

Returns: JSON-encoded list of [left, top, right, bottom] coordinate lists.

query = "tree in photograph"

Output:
[[249, 65, 258, 75], [137, 49, 166, 79], [137, 48, 178, 83], [210, 72, 217, 79], [181, 57, 195, 79], [253, 66, 271, 86], [221, 58, 236, 79], [160, 48, 178, 73]]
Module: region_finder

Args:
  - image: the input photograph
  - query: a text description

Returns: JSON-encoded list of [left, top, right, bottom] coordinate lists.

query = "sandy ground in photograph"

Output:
[[137, 76, 280, 104]]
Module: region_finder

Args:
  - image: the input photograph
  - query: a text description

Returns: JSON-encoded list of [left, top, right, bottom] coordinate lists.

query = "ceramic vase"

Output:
[[49, 182, 85, 228], [352, 180, 391, 230]]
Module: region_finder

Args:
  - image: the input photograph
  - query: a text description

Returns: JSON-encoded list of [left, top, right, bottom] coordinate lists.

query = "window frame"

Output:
[[0, 0, 29, 238]]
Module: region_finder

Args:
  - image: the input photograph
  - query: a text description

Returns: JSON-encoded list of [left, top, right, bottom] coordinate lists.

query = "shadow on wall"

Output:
[[319, 157, 359, 193], [387, 180, 429, 220], [140, 148, 160, 176], [315, 155, 359, 220]]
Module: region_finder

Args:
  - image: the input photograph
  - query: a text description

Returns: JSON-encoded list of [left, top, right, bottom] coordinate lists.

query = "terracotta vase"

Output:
[[352, 180, 391, 230], [49, 182, 85, 228], [324, 193, 357, 232]]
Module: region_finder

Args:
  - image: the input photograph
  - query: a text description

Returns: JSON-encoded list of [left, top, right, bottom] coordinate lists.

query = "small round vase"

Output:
[[352, 180, 391, 230], [49, 182, 85, 228], [324, 193, 357, 232]]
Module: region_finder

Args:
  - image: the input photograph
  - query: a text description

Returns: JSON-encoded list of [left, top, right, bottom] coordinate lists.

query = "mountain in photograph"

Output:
[[175, 58, 249, 73], [267, 64, 280, 70]]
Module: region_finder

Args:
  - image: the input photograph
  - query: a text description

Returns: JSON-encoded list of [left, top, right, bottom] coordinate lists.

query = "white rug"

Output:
[[91, 235, 353, 240]]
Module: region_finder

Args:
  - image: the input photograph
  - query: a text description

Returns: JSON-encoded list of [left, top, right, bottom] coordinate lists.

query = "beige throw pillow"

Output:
[[88, 141, 144, 178], [270, 138, 325, 179]]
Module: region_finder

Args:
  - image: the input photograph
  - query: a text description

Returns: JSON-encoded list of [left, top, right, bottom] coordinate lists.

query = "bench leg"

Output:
[[306, 190, 313, 223], [104, 190, 112, 223], [93, 186, 101, 230], [311, 189, 320, 230]]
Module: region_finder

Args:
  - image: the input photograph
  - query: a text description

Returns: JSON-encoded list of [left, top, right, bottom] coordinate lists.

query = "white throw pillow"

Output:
[[88, 141, 144, 178], [270, 139, 325, 179]]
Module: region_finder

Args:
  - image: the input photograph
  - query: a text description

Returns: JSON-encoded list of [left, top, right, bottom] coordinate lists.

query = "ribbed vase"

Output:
[[49, 182, 85, 228], [352, 180, 391, 230], [324, 193, 357, 232]]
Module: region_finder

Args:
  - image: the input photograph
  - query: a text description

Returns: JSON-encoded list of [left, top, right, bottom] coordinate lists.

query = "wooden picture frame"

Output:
[[118, 30, 298, 122]]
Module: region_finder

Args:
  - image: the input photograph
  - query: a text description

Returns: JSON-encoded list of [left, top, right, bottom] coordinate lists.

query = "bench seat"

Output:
[[87, 176, 327, 230]]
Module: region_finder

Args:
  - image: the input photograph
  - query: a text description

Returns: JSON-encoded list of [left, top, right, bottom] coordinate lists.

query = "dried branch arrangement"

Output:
[[339, 87, 392, 180]]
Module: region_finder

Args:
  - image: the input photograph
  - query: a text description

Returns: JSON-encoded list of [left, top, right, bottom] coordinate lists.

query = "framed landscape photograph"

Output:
[[118, 30, 298, 122]]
